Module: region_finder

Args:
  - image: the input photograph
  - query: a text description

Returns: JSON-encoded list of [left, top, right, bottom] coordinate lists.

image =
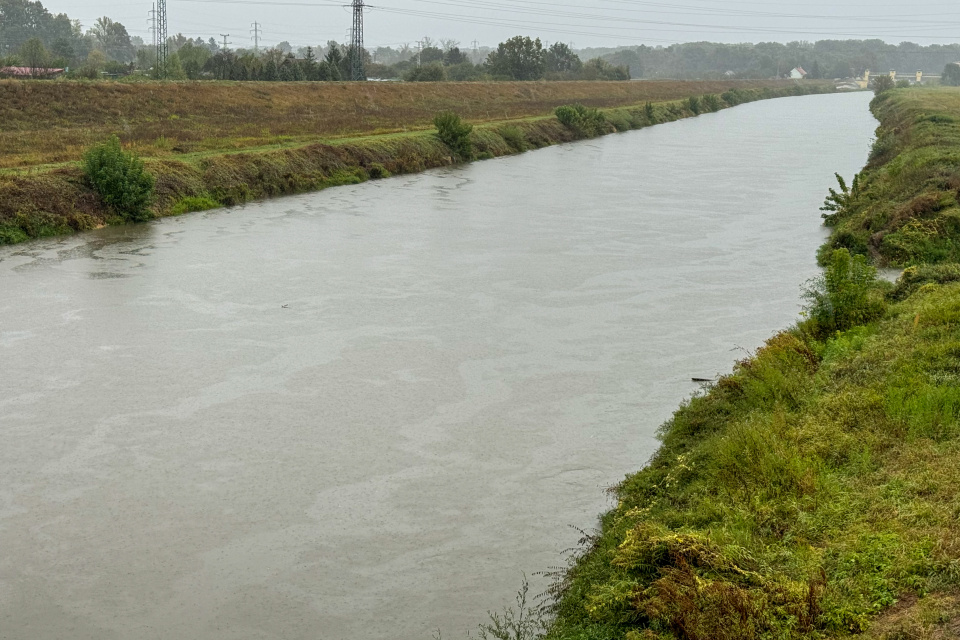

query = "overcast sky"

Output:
[[44, 0, 960, 51]]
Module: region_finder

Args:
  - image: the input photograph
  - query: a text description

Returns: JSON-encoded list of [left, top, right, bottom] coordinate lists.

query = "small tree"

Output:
[[434, 111, 473, 160], [19, 38, 49, 75], [872, 75, 895, 95], [82, 136, 155, 222]]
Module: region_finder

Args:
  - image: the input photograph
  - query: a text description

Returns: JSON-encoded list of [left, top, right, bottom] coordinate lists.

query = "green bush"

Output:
[[82, 135, 155, 222], [555, 103, 608, 137], [644, 101, 657, 123], [701, 93, 723, 112], [803, 248, 886, 336], [687, 95, 702, 115], [434, 111, 474, 161]]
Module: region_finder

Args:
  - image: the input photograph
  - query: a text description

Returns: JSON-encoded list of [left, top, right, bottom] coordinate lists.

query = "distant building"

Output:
[[0, 67, 66, 79], [789, 66, 807, 80]]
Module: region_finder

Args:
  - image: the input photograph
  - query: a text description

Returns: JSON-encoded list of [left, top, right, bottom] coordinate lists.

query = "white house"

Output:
[[789, 66, 807, 80]]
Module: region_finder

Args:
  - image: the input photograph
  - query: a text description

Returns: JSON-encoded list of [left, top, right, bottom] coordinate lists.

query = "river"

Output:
[[0, 92, 876, 640]]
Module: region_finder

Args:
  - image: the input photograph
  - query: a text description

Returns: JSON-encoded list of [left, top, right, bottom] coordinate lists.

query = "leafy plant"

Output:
[[687, 95, 701, 115], [820, 173, 863, 226], [873, 75, 896, 95], [82, 135, 155, 222], [803, 248, 886, 336], [434, 111, 474, 160], [555, 103, 608, 137]]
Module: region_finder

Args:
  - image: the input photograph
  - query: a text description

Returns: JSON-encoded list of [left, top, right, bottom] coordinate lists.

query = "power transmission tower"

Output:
[[350, 0, 365, 81], [221, 34, 232, 52], [148, 5, 157, 51], [250, 22, 261, 53], [472, 39, 479, 63], [156, 0, 168, 77]]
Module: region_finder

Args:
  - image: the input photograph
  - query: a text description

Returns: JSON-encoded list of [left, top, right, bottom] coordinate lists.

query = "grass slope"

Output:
[[545, 88, 960, 640], [0, 82, 830, 247], [822, 88, 960, 267]]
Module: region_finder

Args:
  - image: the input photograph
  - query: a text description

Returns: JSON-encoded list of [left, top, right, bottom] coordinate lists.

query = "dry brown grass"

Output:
[[0, 79, 796, 168]]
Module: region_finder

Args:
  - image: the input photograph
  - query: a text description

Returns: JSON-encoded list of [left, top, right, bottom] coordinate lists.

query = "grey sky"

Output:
[[46, 0, 960, 50]]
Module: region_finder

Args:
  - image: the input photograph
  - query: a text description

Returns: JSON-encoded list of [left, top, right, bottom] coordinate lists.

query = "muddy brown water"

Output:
[[0, 92, 876, 640]]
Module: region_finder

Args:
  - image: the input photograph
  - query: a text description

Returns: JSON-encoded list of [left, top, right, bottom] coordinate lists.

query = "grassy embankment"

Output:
[[544, 87, 960, 640], [0, 79, 830, 245]]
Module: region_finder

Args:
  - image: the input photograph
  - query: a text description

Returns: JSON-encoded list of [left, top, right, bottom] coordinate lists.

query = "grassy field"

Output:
[[544, 87, 960, 640], [0, 81, 831, 247], [0, 79, 793, 169]]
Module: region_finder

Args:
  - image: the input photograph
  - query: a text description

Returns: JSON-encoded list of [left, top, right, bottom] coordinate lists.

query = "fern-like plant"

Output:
[[820, 173, 862, 226]]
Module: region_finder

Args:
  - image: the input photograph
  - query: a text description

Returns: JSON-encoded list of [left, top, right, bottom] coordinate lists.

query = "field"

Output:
[[0, 80, 832, 247], [0, 79, 794, 169], [545, 87, 960, 640]]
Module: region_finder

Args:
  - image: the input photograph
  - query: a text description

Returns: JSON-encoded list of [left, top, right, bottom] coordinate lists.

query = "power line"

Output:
[[220, 33, 232, 50]]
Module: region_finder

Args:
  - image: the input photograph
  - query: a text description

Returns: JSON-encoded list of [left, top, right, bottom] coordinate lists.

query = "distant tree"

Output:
[[808, 60, 823, 79], [942, 63, 960, 87], [443, 46, 468, 66], [405, 63, 446, 82], [544, 42, 581, 74], [325, 43, 344, 80], [486, 36, 544, 80], [418, 45, 444, 65], [50, 37, 75, 64], [276, 40, 293, 55], [177, 41, 211, 79], [90, 16, 134, 62], [19, 37, 49, 73]]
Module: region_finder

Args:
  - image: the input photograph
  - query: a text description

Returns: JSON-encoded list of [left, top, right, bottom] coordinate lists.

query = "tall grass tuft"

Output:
[[434, 111, 474, 161]]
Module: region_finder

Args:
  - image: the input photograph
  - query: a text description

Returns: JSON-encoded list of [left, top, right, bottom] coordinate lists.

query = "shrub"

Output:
[[405, 64, 446, 82], [82, 135, 155, 222], [687, 95, 702, 115], [803, 248, 886, 336], [873, 75, 895, 95], [433, 111, 473, 161], [701, 93, 723, 112], [555, 103, 608, 137], [644, 101, 657, 123], [367, 163, 392, 179]]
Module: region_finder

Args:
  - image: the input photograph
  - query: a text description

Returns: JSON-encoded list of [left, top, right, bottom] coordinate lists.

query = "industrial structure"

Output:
[[350, 0, 365, 81], [156, 0, 168, 78]]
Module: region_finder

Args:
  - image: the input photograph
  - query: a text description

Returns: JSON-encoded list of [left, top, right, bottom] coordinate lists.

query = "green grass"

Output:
[[545, 87, 960, 640]]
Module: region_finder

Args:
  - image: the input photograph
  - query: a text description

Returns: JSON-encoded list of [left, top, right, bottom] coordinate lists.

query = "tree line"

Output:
[[590, 40, 960, 80]]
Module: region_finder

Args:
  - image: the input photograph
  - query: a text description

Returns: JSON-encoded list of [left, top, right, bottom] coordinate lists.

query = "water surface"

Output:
[[0, 92, 876, 639]]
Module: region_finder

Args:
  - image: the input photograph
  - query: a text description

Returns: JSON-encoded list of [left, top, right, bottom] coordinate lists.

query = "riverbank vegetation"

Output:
[[544, 87, 960, 640], [0, 81, 830, 247]]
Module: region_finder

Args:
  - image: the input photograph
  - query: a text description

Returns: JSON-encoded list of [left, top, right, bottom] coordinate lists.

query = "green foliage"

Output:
[[82, 135, 155, 222], [367, 162, 392, 179], [555, 104, 609, 137], [486, 36, 545, 81], [873, 75, 896, 95], [820, 172, 863, 226], [687, 95, 701, 115], [169, 195, 220, 215], [405, 63, 446, 82], [700, 93, 723, 112], [433, 111, 474, 160], [498, 126, 527, 152], [803, 249, 886, 336]]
